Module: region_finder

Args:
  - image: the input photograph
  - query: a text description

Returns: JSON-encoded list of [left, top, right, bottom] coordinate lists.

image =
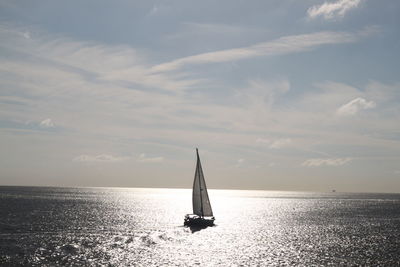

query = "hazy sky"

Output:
[[1, 0, 399, 192]]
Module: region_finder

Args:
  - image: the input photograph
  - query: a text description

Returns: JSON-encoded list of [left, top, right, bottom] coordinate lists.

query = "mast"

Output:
[[196, 148, 204, 218]]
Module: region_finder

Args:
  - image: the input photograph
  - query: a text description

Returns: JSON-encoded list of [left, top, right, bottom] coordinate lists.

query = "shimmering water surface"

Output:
[[1, 186, 400, 266]]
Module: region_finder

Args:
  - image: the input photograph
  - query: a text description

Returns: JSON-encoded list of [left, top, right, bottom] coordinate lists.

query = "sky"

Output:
[[0, 0, 399, 192]]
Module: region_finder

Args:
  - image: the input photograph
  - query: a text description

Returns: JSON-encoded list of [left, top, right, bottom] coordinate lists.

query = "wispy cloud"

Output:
[[151, 28, 373, 72], [247, 79, 290, 108], [39, 118, 54, 128], [0, 23, 398, 186], [0, 2, 399, 192], [235, 158, 245, 167], [302, 157, 352, 167], [147, 4, 171, 16], [22, 31, 31, 39], [270, 138, 292, 149], [73, 154, 130, 162], [256, 138, 292, 149], [336, 97, 376, 116], [0, 25, 199, 93], [137, 153, 164, 163], [256, 138, 271, 144], [308, 0, 362, 20]]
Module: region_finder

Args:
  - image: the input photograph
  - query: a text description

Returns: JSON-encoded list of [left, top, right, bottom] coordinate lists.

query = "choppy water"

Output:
[[1, 186, 400, 266]]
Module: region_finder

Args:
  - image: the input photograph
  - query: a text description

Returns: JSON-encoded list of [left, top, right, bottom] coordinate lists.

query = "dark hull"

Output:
[[184, 215, 214, 226]]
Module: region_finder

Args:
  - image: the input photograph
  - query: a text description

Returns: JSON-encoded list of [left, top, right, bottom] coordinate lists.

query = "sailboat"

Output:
[[184, 148, 215, 226]]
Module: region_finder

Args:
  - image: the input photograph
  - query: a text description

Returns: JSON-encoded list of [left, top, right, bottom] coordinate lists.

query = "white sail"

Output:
[[192, 149, 213, 217]]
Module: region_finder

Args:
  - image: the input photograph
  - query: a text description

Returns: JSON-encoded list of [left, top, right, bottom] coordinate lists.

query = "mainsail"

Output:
[[192, 148, 213, 217]]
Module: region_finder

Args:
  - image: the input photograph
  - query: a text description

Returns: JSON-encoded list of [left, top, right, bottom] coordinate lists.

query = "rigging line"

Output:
[[197, 148, 204, 218]]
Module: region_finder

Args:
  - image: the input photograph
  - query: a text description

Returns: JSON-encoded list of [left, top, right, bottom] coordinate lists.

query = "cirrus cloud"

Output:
[[269, 138, 292, 149], [39, 118, 55, 128], [137, 153, 164, 163], [307, 0, 362, 20], [73, 154, 130, 162], [151, 28, 373, 72], [336, 97, 376, 116], [302, 157, 352, 167], [256, 138, 292, 149]]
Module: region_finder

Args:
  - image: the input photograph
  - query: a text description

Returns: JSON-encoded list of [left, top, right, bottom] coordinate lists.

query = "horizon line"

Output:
[[0, 184, 399, 194]]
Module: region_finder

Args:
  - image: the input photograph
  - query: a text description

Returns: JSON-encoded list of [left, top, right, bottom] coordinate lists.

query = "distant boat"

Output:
[[184, 148, 215, 226]]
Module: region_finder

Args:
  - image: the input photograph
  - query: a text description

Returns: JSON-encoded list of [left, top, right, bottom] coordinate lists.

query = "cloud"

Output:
[[256, 138, 271, 144], [147, 4, 171, 16], [23, 31, 31, 39], [302, 157, 352, 167], [307, 0, 362, 20], [21, 119, 56, 130], [0, 25, 199, 93], [235, 158, 245, 167], [151, 28, 373, 72], [336, 97, 376, 116], [137, 153, 164, 163], [256, 138, 292, 149], [39, 118, 55, 128], [73, 154, 130, 162], [1, 23, 398, 182], [247, 79, 290, 108], [269, 138, 292, 149]]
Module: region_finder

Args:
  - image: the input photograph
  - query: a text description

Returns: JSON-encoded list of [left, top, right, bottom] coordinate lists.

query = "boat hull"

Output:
[[184, 214, 214, 226]]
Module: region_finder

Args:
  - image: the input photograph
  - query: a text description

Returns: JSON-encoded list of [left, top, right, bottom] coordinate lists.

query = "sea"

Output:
[[1, 186, 399, 266]]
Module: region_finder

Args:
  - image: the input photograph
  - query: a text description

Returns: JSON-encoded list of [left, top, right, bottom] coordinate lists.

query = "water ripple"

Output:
[[1, 187, 400, 266]]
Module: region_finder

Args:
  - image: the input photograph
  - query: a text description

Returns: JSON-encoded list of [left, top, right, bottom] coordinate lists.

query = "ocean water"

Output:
[[1, 187, 400, 266]]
